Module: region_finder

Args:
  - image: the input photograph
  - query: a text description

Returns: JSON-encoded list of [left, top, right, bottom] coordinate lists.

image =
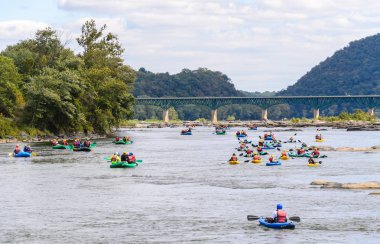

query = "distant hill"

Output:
[[134, 67, 243, 97], [279, 33, 380, 95]]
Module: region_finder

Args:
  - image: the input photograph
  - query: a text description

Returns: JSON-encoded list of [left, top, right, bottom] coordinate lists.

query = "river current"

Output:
[[0, 127, 379, 243]]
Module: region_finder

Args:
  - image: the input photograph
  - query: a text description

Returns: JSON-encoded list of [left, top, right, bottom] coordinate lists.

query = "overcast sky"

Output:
[[1, 0, 379, 92]]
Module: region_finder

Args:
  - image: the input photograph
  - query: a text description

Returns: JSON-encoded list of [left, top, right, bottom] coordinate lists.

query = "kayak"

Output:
[[244, 154, 253, 157], [288, 153, 310, 158], [110, 162, 138, 168], [252, 159, 262, 164], [262, 146, 275, 150], [266, 160, 282, 166], [229, 160, 240, 165], [73, 147, 92, 152], [216, 131, 226, 135], [181, 131, 192, 135], [113, 140, 133, 145], [264, 137, 273, 141], [258, 218, 295, 229], [248, 127, 258, 130], [259, 151, 268, 155], [280, 155, 289, 160], [52, 144, 71, 149], [308, 163, 319, 167], [13, 151, 31, 157], [236, 134, 247, 138], [315, 139, 325, 142]]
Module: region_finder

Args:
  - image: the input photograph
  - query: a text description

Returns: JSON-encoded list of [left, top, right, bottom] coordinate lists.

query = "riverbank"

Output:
[[130, 119, 380, 130], [2, 119, 379, 143]]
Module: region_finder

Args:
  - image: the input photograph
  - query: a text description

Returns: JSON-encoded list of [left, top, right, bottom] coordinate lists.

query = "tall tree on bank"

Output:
[[77, 19, 136, 133]]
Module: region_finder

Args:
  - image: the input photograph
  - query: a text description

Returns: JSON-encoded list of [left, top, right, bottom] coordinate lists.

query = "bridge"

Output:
[[135, 95, 380, 123]]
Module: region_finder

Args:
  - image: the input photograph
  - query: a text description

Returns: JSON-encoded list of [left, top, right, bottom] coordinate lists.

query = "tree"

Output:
[[0, 56, 24, 117], [77, 19, 136, 133]]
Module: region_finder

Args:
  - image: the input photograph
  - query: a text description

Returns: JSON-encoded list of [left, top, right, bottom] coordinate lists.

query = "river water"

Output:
[[0, 127, 379, 243]]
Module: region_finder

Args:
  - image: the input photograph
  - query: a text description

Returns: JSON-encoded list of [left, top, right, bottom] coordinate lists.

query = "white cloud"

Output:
[[2, 1, 380, 91], [0, 20, 48, 43]]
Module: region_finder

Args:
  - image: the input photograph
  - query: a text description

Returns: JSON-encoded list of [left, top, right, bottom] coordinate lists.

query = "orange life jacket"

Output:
[[276, 210, 287, 223], [253, 155, 260, 160], [231, 156, 237, 161]]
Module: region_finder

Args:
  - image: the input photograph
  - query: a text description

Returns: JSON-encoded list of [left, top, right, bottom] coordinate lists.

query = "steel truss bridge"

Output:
[[135, 95, 380, 123]]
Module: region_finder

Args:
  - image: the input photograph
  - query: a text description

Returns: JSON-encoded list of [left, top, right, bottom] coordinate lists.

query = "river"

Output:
[[0, 127, 379, 243]]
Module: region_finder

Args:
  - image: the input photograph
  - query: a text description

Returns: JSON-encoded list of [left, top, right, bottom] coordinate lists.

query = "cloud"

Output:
[[0, 20, 48, 44], [2, 1, 380, 91]]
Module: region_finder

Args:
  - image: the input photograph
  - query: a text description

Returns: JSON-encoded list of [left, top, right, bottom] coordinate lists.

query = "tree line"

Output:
[[0, 20, 135, 137]]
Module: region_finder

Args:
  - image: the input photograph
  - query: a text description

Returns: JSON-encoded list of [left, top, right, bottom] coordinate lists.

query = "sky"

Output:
[[0, 0, 380, 92]]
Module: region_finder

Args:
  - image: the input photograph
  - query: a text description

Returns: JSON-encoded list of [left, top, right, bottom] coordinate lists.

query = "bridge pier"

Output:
[[313, 109, 320, 120], [211, 109, 218, 124], [261, 109, 268, 121], [368, 108, 375, 116], [162, 109, 170, 123]]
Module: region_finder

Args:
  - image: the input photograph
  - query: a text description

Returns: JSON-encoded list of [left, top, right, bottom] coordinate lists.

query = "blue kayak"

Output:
[[14, 151, 31, 157], [266, 160, 281, 166], [236, 134, 247, 138], [264, 137, 273, 141], [262, 146, 275, 150], [181, 132, 192, 135], [259, 218, 295, 229]]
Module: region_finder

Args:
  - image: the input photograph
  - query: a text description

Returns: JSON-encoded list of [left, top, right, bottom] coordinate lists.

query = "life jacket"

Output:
[[269, 157, 273, 162], [281, 152, 287, 156], [111, 155, 117, 162], [116, 137, 119, 141], [127, 155, 135, 163], [276, 210, 287, 223], [63, 141, 68, 145], [257, 147, 262, 152], [240, 144, 245, 149], [314, 150, 320, 155], [246, 149, 252, 154], [231, 156, 237, 161], [253, 155, 260, 160]]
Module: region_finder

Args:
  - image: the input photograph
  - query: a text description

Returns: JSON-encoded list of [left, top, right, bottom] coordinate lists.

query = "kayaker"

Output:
[[281, 150, 287, 157], [272, 203, 288, 223], [127, 152, 136, 164], [258, 139, 264, 147], [62, 139, 68, 146], [312, 148, 320, 157], [269, 155, 274, 162], [115, 136, 120, 142], [14, 145, 20, 155], [83, 139, 91, 148], [73, 139, 81, 148], [51, 139, 58, 146], [239, 143, 246, 150], [230, 153, 238, 162], [289, 137, 294, 142], [111, 152, 121, 163], [257, 146, 263, 153], [264, 133, 268, 139], [315, 134, 322, 140], [308, 157, 316, 164], [246, 148, 252, 155], [23, 145, 32, 153], [253, 153, 261, 160], [121, 151, 128, 162], [236, 131, 240, 136]]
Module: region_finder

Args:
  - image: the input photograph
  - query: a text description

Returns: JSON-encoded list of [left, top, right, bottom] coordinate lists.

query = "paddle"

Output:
[[276, 148, 280, 151], [247, 215, 301, 222], [244, 160, 250, 163], [239, 153, 243, 156]]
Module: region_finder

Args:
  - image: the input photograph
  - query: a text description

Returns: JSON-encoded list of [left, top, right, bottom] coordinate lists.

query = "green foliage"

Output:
[[0, 20, 136, 135], [290, 117, 311, 124], [226, 115, 236, 121], [196, 118, 208, 123], [320, 109, 376, 122], [0, 56, 25, 117], [0, 115, 18, 138]]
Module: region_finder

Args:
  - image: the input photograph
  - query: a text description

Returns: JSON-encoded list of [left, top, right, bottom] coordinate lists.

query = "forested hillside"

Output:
[[133, 68, 287, 121], [279, 34, 380, 96]]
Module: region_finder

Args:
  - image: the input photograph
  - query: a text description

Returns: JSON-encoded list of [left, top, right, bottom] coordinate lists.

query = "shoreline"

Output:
[[1, 120, 379, 144]]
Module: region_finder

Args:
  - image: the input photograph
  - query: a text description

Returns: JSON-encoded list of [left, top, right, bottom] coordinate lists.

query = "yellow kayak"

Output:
[[315, 139, 325, 142], [229, 160, 240, 165], [251, 159, 262, 164], [280, 155, 289, 160], [308, 163, 319, 167]]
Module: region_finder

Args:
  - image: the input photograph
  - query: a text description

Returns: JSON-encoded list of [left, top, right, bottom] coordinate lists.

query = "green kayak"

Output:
[[110, 162, 138, 168], [52, 144, 72, 149], [112, 140, 133, 145], [215, 131, 226, 135]]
